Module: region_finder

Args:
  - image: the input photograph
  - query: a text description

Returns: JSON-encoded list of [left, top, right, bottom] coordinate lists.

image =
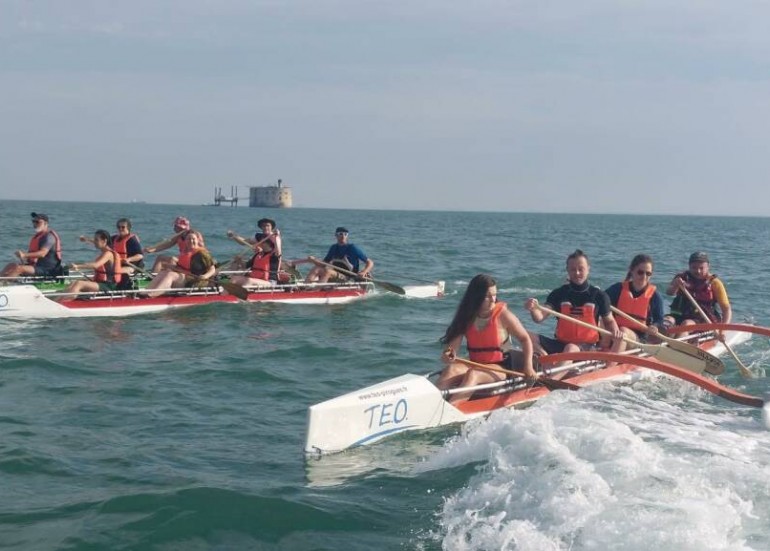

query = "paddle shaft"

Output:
[[539, 305, 636, 345], [455, 357, 581, 391], [678, 285, 753, 377], [310, 258, 405, 295]]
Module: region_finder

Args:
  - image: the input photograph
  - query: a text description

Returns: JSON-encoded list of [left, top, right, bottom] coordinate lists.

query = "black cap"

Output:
[[689, 251, 709, 264], [257, 218, 276, 230], [31, 212, 49, 222], [335, 227, 349, 234]]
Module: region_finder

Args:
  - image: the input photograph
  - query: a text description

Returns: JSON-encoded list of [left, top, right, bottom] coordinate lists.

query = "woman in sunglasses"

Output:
[[603, 254, 666, 352]]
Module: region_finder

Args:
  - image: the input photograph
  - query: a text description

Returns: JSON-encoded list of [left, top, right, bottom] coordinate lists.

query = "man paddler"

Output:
[[1, 212, 63, 280], [296, 226, 374, 283], [662, 251, 731, 333], [524, 249, 622, 358]]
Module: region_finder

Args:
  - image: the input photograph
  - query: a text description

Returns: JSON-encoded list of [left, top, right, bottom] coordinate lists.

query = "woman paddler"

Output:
[[144, 230, 216, 297], [603, 254, 666, 353], [58, 230, 124, 301], [437, 274, 536, 401]]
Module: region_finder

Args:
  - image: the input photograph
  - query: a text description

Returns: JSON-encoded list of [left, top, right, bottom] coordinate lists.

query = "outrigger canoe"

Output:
[[0, 279, 445, 319], [305, 328, 768, 455]]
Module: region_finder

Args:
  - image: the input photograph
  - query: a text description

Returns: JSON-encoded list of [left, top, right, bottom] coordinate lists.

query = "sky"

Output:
[[1, 1, 770, 215]]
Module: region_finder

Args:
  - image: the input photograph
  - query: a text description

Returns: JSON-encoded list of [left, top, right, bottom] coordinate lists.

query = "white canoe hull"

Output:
[[304, 330, 751, 455]]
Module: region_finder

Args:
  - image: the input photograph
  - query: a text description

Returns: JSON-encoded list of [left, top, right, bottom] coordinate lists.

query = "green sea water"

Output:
[[2, 200, 770, 550]]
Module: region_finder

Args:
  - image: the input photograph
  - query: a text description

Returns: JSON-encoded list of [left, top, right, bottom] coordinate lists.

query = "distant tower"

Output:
[[249, 179, 293, 208]]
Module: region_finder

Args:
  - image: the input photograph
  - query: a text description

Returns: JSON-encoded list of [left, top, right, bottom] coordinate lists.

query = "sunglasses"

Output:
[[635, 269, 653, 277], [335, 232, 348, 236], [117, 225, 129, 229]]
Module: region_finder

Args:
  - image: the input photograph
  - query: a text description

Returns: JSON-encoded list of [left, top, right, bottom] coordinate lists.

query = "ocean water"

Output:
[[1, 200, 769, 550]]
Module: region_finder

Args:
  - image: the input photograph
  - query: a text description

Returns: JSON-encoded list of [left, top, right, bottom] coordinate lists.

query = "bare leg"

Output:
[[145, 270, 185, 298]]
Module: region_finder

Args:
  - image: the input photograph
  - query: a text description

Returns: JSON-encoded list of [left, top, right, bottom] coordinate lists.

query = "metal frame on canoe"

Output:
[[304, 328, 765, 456], [0, 279, 441, 319]]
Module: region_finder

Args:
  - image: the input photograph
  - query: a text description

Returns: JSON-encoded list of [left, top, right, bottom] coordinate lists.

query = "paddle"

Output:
[[678, 285, 753, 378], [538, 305, 713, 374], [127, 261, 250, 301], [610, 306, 725, 376], [222, 232, 278, 269], [455, 356, 581, 391], [309, 257, 406, 295], [539, 351, 765, 409]]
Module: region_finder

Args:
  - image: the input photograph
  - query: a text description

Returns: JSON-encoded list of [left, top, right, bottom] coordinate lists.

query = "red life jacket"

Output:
[[466, 302, 507, 363], [176, 249, 197, 272], [176, 247, 208, 275], [555, 301, 599, 344], [248, 251, 277, 281], [176, 232, 192, 254], [615, 281, 656, 329], [94, 250, 122, 284], [112, 233, 136, 262], [678, 271, 720, 322], [27, 230, 62, 265]]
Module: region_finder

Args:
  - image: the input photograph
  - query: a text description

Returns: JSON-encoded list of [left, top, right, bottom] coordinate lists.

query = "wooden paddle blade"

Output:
[[640, 342, 710, 375], [220, 280, 250, 300], [663, 338, 725, 375], [374, 280, 406, 295]]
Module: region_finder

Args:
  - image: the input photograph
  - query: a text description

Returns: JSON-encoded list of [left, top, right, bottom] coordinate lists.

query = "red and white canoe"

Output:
[[0, 279, 445, 319], [304, 328, 767, 455]]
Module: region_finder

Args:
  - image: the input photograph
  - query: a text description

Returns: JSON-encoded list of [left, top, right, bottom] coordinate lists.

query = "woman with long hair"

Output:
[[437, 274, 536, 400]]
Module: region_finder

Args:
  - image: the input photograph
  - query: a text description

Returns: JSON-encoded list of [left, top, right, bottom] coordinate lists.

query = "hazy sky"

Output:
[[2, 1, 770, 214]]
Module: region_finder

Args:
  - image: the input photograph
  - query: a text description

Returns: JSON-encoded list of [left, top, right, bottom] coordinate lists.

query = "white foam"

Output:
[[423, 383, 770, 550]]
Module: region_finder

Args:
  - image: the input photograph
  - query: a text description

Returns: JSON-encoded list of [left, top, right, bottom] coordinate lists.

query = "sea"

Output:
[[1, 200, 770, 551]]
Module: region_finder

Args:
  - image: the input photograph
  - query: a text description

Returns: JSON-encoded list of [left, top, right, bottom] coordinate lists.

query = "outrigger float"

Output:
[[305, 326, 770, 455], [0, 279, 445, 319]]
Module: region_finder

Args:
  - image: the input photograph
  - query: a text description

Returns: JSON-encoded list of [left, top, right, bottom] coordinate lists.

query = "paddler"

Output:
[[57, 229, 124, 301], [144, 230, 216, 297], [662, 251, 732, 334], [142, 216, 193, 273], [226, 217, 283, 282], [293, 227, 374, 283], [1, 212, 63, 280], [437, 274, 536, 400], [604, 254, 666, 352], [524, 249, 622, 359]]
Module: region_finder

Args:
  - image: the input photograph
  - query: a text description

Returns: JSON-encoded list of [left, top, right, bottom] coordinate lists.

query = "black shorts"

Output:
[[538, 335, 597, 355], [33, 264, 61, 277]]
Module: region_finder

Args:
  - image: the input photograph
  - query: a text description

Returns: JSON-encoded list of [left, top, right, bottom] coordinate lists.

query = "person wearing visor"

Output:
[[298, 227, 374, 283], [663, 251, 731, 333], [143, 216, 194, 273], [1, 212, 63, 279]]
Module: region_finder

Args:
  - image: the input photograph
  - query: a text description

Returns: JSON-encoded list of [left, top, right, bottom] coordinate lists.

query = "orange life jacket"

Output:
[[555, 301, 600, 344], [93, 250, 122, 284], [248, 251, 278, 281], [176, 247, 208, 275], [112, 233, 137, 262], [466, 302, 507, 363], [27, 230, 62, 265], [615, 281, 656, 329]]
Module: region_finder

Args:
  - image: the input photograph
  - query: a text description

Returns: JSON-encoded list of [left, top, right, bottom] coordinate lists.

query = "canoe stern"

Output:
[[304, 373, 465, 455]]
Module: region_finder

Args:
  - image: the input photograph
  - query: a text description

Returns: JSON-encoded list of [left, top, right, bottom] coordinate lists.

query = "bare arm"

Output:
[[524, 298, 549, 323], [144, 231, 185, 254], [360, 258, 374, 277]]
